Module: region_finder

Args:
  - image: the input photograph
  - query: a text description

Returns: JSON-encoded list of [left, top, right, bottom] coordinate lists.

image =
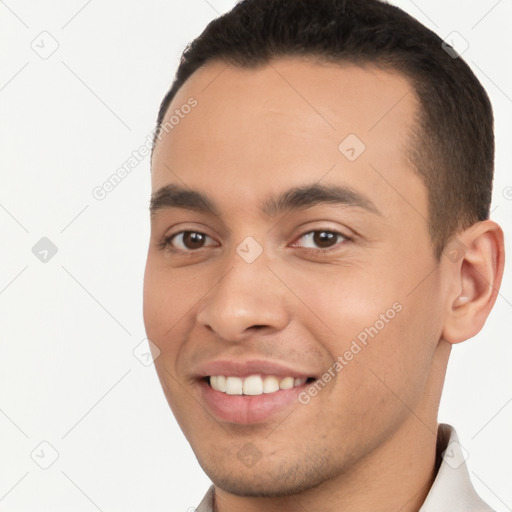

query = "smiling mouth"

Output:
[[205, 374, 316, 396]]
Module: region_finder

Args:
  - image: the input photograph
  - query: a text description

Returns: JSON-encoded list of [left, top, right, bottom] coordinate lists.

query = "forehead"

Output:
[[151, 57, 425, 220]]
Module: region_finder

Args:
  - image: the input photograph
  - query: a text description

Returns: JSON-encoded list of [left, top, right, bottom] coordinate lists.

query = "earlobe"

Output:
[[442, 220, 505, 345]]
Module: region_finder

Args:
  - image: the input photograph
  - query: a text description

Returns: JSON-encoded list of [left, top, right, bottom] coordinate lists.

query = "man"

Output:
[[143, 0, 505, 510]]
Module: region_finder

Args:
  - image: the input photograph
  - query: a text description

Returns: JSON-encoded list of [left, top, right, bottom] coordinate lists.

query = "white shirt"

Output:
[[195, 423, 494, 512]]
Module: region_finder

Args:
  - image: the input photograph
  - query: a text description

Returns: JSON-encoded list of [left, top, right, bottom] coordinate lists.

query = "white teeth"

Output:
[[209, 374, 308, 395], [243, 375, 263, 395], [279, 377, 294, 390], [216, 375, 226, 392], [225, 376, 243, 395], [210, 375, 227, 392], [263, 376, 280, 393]]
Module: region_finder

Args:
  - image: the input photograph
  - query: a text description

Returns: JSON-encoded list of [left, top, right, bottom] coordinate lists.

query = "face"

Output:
[[144, 58, 449, 497]]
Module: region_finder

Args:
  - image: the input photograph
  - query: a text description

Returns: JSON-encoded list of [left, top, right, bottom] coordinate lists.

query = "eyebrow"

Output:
[[149, 183, 381, 217]]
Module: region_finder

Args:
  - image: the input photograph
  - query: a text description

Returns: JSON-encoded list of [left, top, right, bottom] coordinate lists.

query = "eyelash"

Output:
[[158, 229, 351, 255]]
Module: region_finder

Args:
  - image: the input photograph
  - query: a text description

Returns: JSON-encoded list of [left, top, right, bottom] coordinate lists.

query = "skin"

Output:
[[144, 57, 504, 512]]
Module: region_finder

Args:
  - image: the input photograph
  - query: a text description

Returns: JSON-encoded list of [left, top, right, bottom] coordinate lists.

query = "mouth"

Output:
[[193, 360, 320, 424], [205, 374, 316, 396]]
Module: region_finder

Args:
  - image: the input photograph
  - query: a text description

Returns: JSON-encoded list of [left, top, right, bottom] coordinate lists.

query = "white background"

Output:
[[0, 0, 511, 510]]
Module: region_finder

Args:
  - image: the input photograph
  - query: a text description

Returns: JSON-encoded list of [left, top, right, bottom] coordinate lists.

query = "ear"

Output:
[[442, 220, 505, 344]]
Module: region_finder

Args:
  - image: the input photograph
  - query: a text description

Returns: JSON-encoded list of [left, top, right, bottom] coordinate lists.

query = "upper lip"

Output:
[[193, 359, 319, 379]]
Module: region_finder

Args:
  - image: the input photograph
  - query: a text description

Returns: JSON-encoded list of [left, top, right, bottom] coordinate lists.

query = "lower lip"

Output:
[[198, 379, 308, 424]]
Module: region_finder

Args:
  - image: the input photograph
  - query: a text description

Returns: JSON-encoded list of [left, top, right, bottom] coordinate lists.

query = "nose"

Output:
[[196, 253, 290, 343]]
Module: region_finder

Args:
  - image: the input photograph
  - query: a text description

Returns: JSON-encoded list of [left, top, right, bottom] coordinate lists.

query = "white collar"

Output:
[[420, 423, 493, 512]]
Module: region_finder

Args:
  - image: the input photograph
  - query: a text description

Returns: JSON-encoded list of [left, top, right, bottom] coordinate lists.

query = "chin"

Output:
[[196, 452, 340, 498]]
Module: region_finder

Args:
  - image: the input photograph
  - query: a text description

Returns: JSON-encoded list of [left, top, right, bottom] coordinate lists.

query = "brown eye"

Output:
[[295, 230, 347, 251], [313, 231, 338, 248], [167, 231, 216, 251]]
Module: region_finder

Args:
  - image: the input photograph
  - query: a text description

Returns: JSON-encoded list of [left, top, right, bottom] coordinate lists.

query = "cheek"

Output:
[[143, 261, 196, 426], [142, 257, 198, 344], [280, 263, 402, 350], [287, 260, 441, 400], [142, 261, 168, 341], [332, 283, 442, 425]]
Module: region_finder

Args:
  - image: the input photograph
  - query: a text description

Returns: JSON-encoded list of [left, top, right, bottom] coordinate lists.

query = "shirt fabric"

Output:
[[195, 423, 494, 512]]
